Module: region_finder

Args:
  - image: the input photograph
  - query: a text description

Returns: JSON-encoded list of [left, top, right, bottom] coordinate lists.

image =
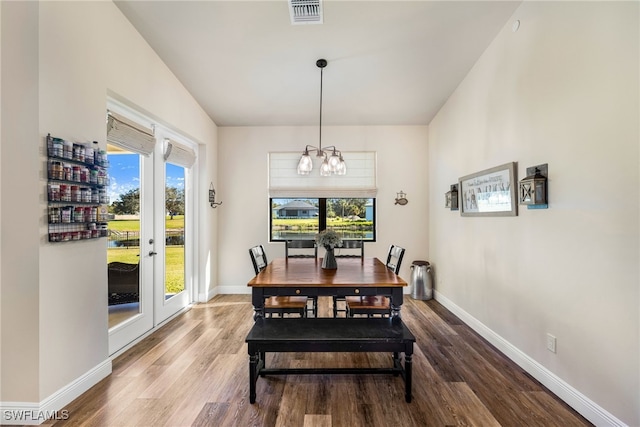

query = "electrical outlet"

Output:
[[547, 333, 557, 353]]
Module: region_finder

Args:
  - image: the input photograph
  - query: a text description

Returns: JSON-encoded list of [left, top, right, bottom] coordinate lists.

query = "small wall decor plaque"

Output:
[[395, 191, 408, 205]]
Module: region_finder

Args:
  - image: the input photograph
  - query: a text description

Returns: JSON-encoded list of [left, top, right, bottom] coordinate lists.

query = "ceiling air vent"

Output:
[[289, 0, 323, 25]]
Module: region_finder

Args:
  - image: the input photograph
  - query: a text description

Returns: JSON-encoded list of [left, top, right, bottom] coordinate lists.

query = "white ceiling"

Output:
[[114, 1, 521, 127]]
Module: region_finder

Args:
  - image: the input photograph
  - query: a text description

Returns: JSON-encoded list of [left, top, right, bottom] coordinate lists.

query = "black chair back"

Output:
[[335, 239, 364, 258], [249, 244, 268, 275], [249, 244, 308, 318], [386, 245, 405, 274], [285, 240, 318, 258]]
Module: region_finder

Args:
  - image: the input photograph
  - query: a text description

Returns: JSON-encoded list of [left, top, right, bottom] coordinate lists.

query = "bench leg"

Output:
[[249, 353, 258, 404], [259, 351, 266, 376], [404, 353, 412, 403], [392, 352, 401, 376]]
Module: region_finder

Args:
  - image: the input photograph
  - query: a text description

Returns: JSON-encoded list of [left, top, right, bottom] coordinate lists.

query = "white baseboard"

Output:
[[215, 285, 251, 295], [198, 285, 252, 302], [434, 291, 626, 427], [0, 359, 112, 425], [198, 286, 218, 302]]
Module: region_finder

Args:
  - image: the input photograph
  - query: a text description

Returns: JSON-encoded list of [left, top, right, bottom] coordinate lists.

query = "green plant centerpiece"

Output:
[[315, 229, 342, 270]]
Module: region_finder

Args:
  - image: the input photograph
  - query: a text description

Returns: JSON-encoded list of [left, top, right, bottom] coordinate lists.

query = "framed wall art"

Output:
[[459, 162, 517, 217]]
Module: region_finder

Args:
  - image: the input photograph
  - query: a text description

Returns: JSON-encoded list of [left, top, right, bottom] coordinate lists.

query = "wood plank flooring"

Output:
[[46, 295, 592, 426]]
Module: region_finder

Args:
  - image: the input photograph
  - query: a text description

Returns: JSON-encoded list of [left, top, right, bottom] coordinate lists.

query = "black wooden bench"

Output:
[[245, 317, 416, 403]]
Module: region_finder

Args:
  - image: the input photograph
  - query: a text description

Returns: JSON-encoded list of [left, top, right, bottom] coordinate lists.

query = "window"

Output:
[[270, 197, 376, 241]]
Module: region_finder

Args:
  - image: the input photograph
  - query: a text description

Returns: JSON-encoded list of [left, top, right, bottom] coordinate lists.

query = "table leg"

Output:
[[252, 290, 265, 320], [392, 352, 400, 376], [390, 289, 403, 318]]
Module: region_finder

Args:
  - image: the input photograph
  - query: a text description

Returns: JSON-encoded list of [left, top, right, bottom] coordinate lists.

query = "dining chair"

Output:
[[249, 244, 308, 318], [334, 239, 364, 258], [284, 239, 318, 258], [385, 244, 405, 275], [332, 239, 365, 317], [283, 240, 319, 316], [346, 244, 406, 318]]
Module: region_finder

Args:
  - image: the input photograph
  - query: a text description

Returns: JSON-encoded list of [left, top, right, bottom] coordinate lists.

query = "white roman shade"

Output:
[[106, 111, 156, 156], [164, 139, 196, 168], [269, 152, 377, 198]]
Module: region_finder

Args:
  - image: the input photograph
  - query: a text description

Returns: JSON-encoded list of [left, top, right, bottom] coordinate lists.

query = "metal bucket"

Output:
[[410, 260, 433, 300]]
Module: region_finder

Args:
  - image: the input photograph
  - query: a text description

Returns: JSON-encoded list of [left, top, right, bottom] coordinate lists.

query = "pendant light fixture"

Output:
[[297, 59, 347, 176]]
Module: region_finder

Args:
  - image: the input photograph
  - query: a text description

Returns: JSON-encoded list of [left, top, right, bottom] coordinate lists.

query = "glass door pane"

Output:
[[107, 146, 141, 326], [107, 143, 154, 355], [164, 163, 185, 300], [154, 157, 191, 324]]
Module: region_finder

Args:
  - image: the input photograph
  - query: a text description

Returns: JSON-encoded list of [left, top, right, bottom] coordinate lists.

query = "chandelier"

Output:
[[297, 59, 347, 176]]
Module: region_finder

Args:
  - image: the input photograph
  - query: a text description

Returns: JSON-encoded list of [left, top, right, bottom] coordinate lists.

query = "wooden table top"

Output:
[[248, 257, 407, 288]]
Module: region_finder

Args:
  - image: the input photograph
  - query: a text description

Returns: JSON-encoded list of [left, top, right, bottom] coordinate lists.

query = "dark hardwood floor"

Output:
[[45, 295, 592, 426]]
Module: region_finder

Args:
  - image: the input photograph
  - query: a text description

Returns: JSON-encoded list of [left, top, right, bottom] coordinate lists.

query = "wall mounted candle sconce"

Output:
[[450, 184, 459, 211], [445, 184, 459, 210], [209, 183, 222, 208], [519, 164, 548, 209], [395, 191, 408, 205]]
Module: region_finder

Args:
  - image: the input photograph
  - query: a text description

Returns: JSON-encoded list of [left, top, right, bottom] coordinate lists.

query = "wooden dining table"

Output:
[[248, 257, 408, 319]]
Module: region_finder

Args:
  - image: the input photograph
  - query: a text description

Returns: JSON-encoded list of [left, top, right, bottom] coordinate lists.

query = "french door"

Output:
[[107, 113, 194, 355], [107, 145, 155, 355]]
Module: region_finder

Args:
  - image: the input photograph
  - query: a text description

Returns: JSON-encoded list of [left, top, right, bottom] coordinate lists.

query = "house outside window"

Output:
[[274, 200, 319, 218]]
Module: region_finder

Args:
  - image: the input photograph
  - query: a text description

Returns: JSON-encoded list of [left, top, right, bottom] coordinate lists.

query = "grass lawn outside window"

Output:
[[108, 216, 185, 294]]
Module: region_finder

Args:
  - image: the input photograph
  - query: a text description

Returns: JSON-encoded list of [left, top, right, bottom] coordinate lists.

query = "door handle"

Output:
[[149, 251, 157, 256]]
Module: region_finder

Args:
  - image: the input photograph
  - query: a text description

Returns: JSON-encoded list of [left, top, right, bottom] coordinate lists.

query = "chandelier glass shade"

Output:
[[297, 59, 347, 176]]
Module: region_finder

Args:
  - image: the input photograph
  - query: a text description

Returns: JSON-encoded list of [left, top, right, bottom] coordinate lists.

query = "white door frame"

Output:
[[107, 97, 197, 354]]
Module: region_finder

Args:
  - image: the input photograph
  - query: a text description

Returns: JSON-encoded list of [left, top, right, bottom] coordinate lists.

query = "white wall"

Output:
[[1, 0, 217, 415], [428, 2, 638, 425], [0, 1, 40, 402], [217, 125, 429, 293]]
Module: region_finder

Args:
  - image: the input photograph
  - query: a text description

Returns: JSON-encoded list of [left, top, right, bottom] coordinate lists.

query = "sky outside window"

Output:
[[108, 153, 184, 203]]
